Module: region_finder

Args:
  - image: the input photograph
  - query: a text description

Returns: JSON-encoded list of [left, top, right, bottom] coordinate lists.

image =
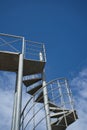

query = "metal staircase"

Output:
[[21, 77, 78, 130], [0, 33, 78, 130]]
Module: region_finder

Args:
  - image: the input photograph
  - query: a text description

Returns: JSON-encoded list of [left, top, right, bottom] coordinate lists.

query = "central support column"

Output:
[[15, 37, 25, 130], [40, 52, 51, 130], [11, 74, 18, 130], [42, 71, 52, 130]]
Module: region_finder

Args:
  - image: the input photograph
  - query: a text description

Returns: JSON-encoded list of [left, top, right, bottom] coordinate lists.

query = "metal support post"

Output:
[[39, 52, 51, 130], [42, 72, 51, 130], [15, 37, 25, 130], [11, 74, 18, 130]]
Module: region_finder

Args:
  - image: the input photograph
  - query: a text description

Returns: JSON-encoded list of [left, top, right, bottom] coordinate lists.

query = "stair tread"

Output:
[[49, 107, 69, 113], [27, 84, 42, 95], [23, 78, 42, 87], [58, 110, 78, 127], [50, 111, 68, 118], [0, 51, 45, 75], [23, 59, 45, 76], [51, 125, 66, 130]]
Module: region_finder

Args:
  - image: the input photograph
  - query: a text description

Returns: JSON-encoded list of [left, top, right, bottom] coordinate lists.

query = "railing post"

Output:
[[42, 72, 51, 130], [57, 80, 68, 127], [43, 44, 46, 62], [15, 37, 25, 130], [65, 79, 76, 120]]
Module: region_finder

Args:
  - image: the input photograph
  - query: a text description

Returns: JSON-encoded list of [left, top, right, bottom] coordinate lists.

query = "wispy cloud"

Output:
[[67, 68, 87, 130], [0, 72, 46, 130], [0, 72, 16, 130], [0, 68, 87, 130], [0, 88, 13, 129]]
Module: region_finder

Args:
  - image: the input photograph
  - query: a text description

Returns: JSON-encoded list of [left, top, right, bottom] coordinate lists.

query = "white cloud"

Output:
[[67, 68, 87, 130], [0, 68, 87, 130], [0, 72, 46, 130], [0, 72, 15, 130], [0, 88, 14, 129]]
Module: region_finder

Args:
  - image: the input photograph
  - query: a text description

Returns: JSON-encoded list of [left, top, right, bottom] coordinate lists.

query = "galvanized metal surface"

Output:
[[0, 33, 78, 130], [11, 74, 18, 130], [15, 54, 24, 130]]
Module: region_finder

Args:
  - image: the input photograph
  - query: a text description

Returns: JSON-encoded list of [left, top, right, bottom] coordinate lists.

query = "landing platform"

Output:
[[0, 51, 45, 76]]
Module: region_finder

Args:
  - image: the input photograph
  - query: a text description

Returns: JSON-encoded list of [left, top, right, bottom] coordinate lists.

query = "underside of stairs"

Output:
[[0, 51, 45, 76]]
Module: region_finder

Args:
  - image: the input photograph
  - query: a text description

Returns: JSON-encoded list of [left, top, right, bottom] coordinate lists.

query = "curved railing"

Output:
[[20, 77, 76, 130]]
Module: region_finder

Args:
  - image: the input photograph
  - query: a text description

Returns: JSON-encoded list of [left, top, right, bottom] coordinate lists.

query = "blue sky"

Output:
[[0, 0, 87, 80], [0, 0, 87, 130]]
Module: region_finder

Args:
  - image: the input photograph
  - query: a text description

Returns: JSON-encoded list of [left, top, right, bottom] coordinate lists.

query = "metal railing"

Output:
[[0, 33, 46, 62], [24, 40, 46, 61], [46, 78, 75, 110], [21, 77, 77, 130], [20, 95, 46, 130]]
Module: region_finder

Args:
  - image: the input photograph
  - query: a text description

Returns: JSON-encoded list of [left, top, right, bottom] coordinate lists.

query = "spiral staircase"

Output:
[[21, 76, 78, 130], [0, 33, 78, 130]]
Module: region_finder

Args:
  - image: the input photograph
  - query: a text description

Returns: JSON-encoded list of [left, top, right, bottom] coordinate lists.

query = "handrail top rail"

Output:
[[0, 33, 44, 45], [45, 77, 68, 86], [25, 40, 44, 45], [0, 33, 23, 39]]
